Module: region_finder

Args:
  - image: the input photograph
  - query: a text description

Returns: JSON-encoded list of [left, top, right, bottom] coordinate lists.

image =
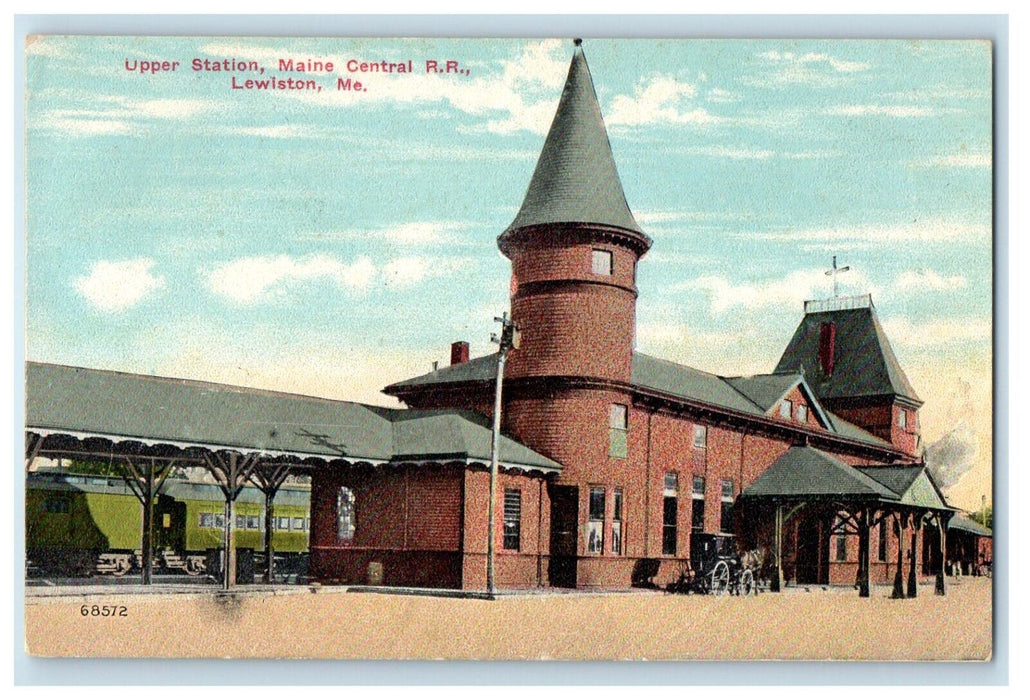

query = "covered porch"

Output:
[[738, 445, 954, 597]]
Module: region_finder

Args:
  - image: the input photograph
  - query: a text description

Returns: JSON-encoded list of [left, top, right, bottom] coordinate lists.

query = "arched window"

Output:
[[337, 486, 356, 544]]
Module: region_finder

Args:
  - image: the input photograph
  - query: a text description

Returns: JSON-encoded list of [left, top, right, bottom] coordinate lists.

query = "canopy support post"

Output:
[[907, 514, 920, 598], [892, 511, 906, 599], [857, 508, 870, 598], [771, 502, 784, 593]]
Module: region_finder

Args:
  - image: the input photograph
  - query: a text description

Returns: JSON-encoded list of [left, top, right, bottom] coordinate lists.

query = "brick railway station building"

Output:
[[26, 43, 966, 594]]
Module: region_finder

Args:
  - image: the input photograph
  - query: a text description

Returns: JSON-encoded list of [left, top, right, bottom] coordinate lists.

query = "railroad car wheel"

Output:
[[738, 569, 755, 596], [710, 560, 730, 596]]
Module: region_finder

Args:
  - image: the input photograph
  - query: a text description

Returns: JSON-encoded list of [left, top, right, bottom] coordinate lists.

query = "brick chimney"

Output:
[[450, 341, 470, 366]]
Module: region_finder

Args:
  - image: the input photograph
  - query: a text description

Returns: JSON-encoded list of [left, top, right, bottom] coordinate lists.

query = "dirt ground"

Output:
[[25, 577, 992, 661]]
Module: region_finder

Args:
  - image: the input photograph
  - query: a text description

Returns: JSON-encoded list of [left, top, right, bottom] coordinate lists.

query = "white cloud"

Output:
[[297, 221, 465, 245], [824, 104, 936, 118], [759, 50, 871, 73], [678, 268, 878, 314], [382, 257, 431, 287], [74, 258, 165, 311], [706, 88, 738, 103], [223, 124, 325, 139], [207, 254, 375, 304], [893, 269, 968, 293], [35, 96, 220, 138], [879, 317, 991, 348], [607, 76, 720, 128]]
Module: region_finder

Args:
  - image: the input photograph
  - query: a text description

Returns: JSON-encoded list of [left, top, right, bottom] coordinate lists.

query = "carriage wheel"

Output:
[[710, 561, 730, 596], [738, 569, 755, 596]]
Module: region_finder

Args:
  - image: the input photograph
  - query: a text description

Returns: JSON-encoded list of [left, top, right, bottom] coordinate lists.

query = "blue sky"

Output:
[[25, 37, 992, 508]]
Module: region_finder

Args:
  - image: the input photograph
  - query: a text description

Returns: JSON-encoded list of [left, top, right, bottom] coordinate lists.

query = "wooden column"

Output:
[[936, 513, 948, 596], [771, 502, 784, 593], [120, 457, 174, 585], [204, 452, 260, 590], [907, 515, 920, 598], [891, 511, 906, 599], [857, 508, 871, 598], [250, 462, 291, 585]]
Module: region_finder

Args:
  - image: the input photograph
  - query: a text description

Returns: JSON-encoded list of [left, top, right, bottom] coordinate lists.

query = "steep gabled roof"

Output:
[[775, 303, 921, 404], [26, 362, 561, 473], [725, 372, 832, 429], [741, 447, 899, 500], [856, 465, 951, 510], [502, 45, 644, 237]]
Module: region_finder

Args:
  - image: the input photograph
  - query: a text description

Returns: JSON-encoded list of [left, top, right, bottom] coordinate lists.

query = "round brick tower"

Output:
[[499, 43, 651, 386]]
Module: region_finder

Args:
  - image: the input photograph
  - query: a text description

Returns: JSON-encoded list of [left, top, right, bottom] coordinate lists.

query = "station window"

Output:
[[609, 404, 628, 459], [42, 498, 70, 514], [836, 534, 848, 562], [796, 404, 808, 424], [780, 399, 793, 420], [612, 489, 624, 555], [691, 476, 705, 532], [663, 473, 678, 555], [336, 485, 356, 542], [720, 479, 735, 533], [503, 488, 522, 551], [592, 249, 613, 276], [587, 487, 605, 554], [878, 522, 888, 561], [693, 424, 707, 449]]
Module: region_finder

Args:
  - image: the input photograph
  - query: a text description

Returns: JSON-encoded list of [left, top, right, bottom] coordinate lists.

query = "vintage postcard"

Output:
[[23, 35, 993, 661]]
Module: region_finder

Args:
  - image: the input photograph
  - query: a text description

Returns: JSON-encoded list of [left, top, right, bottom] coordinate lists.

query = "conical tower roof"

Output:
[[502, 43, 645, 241]]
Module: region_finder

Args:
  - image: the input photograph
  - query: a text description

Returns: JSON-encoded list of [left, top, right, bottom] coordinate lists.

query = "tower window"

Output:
[[592, 249, 613, 276], [898, 409, 908, 430], [609, 403, 628, 459]]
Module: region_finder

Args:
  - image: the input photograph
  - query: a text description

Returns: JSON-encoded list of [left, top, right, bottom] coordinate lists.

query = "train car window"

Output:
[[276, 516, 291, 530], [291, 517, 305, 531], [247, 515, 260, 530]]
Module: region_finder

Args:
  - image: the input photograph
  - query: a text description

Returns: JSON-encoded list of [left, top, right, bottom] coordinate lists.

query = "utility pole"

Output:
[[487, 312, 520, 598]]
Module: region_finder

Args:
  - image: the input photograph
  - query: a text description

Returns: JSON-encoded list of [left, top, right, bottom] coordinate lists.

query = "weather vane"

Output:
[[825, 255, 851, 298]]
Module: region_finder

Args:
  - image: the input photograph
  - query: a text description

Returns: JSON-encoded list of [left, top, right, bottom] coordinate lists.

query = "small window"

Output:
[[592, 249, 613, 276], [898, 409, 908, 430], [587, 487, 605, 554], [162, 513, 172, 528], [836, 534, 848, 562], [42, 498, 70, 514], [693, 424, 707, 449], [612, 489, 624, 555], [796, 404, 808, 424], [878, 522, 887, 562], [664, 472, 678, 497], [337, 486, 355, 542], [214, 514, 225, 529], [503, 488, 521, 551], [662, 495, 677, 555], [691, 476, 706, 532], [199, 513, 214, 529], [247, 515, 261, 530], [609, 404, 628, 459], [292, 517, 305, 531], [720, 479, 734, 533], [236, 515, 247, 529], [780, 400, 793, 419]]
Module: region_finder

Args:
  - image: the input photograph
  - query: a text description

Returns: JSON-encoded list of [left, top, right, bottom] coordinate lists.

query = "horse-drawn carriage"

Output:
[[667, 533, 762, 596]]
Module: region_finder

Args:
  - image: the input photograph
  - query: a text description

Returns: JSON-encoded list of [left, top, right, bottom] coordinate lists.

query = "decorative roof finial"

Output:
[[573, 38, 583, 47]]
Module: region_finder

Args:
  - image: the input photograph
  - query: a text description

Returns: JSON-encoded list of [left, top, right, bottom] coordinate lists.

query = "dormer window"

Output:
[[796, 404, 808, 424], [779, 399, 793, 420], [592, 249, 613, 276], [898, 408, 908, 430]]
